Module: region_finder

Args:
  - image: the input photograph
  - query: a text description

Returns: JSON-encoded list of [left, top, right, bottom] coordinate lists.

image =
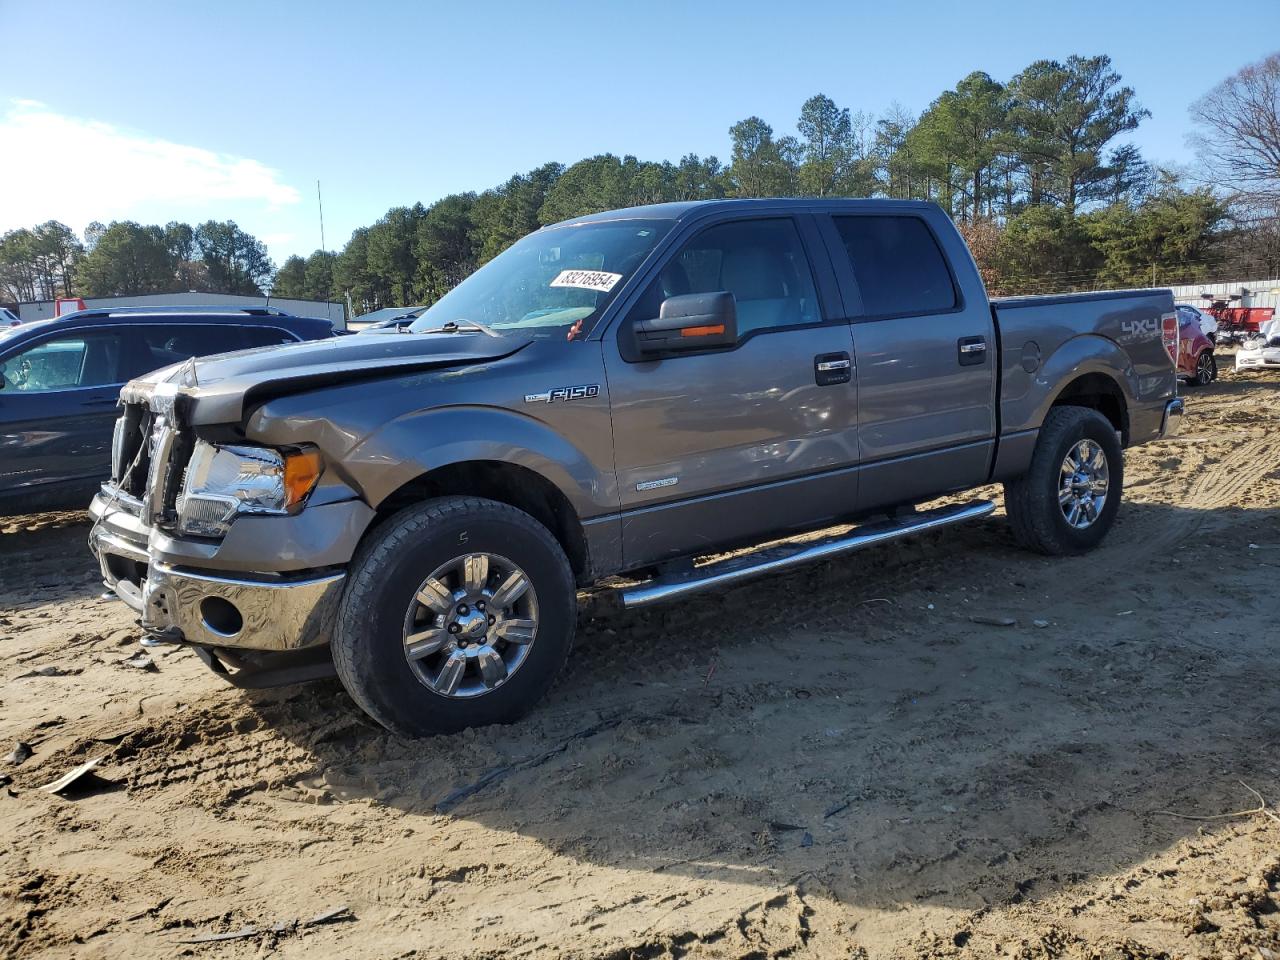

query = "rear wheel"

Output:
[[332, 496, 576, 736], [1004, 406, 1124, 556], [1192, 350, 1216, 386]]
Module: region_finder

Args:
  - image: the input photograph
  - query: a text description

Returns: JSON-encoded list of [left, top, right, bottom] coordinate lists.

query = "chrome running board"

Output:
[[618, 500, 996, 609]]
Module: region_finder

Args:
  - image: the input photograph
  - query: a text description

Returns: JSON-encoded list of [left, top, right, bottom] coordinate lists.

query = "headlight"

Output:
[[176, 441, 322, 537]]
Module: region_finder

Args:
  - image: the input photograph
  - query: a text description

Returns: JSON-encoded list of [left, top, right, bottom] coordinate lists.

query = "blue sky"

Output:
[[1, 0, 1277, 265]]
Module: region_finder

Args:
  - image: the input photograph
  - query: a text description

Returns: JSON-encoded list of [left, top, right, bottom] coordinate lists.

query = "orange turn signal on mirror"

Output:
[[282, 449, 323, 507], [680, 324, 725, 338]]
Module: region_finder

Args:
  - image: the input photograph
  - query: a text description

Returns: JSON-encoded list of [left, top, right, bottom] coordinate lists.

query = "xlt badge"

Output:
[[525, 384, 600, 403]]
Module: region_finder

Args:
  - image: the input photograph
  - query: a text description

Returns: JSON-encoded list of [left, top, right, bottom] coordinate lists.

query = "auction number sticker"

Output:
[[550, 269, 623, 293]]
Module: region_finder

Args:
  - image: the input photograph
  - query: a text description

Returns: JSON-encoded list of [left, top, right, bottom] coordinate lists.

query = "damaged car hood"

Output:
[[121, 332, 531, 425]]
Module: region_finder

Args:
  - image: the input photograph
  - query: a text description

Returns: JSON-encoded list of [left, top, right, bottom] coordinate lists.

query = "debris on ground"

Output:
[[174, 904, 353, 944], [6, 741, 32, 765], [118, 652, 157, 672], [39, 755, 114, 796]]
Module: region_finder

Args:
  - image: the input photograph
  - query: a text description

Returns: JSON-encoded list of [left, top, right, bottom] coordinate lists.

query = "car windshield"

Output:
[[408, 219, 672, 339]]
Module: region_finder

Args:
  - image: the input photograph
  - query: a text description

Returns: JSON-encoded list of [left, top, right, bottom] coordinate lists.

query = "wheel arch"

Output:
[[1049, 371, 1130, 444], [374, 460, 591, 581]]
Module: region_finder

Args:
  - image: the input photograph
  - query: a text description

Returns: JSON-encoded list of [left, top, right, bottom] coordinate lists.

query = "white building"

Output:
[[1166, 278, 1280, 311], [17, 291, 347, 329]]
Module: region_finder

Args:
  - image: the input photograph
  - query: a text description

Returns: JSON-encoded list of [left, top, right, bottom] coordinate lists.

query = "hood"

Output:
[[121, 331, 530, 426]]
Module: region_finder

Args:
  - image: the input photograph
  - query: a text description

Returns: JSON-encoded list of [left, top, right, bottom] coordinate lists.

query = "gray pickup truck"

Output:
[[89, 199, 1184, 735]]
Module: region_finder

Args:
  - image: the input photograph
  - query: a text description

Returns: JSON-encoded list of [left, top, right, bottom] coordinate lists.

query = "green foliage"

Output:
[[1081, 177, 1227, 287], [909, 72, 1010, 220], [271, 255, 308, 299], [0, 222, 84, 302], [194, 220, 274, 296], [727, 117, 795, 197], [74, 221, 176, 297], [994, 205, 1100, 293], [1008, 55, 1149, 214]]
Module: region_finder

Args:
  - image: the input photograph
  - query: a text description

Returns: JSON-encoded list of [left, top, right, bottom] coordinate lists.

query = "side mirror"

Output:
[[633, 292, 737, 356]]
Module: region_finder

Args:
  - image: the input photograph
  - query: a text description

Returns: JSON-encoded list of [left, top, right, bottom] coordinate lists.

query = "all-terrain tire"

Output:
[[331, 496, 576, 737], [1003, 406, 1124, 556]]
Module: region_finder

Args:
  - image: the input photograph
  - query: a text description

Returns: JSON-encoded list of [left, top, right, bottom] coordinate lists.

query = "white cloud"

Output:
[[0, 100, 300, 236]]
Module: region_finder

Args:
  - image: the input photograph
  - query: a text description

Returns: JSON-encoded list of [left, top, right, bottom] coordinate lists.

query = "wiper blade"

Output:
[[417, 320, 501, 338]]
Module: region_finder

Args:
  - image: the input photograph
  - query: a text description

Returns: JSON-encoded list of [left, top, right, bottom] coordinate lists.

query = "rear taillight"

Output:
[[1161, 312, 1178, 366]]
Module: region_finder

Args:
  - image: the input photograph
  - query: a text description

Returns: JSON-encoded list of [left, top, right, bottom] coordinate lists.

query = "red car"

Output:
[[1177, 309, 1217, 386]]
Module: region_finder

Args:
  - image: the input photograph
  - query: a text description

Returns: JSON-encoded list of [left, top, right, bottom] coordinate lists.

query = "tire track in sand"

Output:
[[1114, 436, 1276, 560]]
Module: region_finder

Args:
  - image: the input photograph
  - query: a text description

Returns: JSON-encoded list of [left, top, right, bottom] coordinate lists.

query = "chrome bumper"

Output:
[[1159, 397, 1185, 439], [91, 498, 345, 652]]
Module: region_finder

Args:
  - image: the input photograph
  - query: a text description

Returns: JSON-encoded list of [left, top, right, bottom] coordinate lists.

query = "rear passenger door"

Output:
[[818, 212, 997, 510], [604, 214, 859, 568]]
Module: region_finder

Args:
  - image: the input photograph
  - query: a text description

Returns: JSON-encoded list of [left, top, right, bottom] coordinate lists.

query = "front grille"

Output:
[[111, 402, 154, 499], [110, 394, 197, 526]]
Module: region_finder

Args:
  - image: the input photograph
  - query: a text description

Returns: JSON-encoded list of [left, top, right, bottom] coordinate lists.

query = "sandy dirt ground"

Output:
[[2, 361, 1278, 960]]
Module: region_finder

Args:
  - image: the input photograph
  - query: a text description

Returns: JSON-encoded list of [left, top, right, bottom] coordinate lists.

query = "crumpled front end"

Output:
[[89, 380, 370, 655]]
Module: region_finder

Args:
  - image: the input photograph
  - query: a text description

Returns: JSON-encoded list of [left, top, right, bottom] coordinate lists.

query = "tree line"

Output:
[[4, 51, 1278, 313], [0, 219, 273, 305]]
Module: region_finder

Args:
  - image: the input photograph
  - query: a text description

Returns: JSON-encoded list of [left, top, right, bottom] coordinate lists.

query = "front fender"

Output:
[[1002, 333, 1138, 436], [339, 405, 619, 519]]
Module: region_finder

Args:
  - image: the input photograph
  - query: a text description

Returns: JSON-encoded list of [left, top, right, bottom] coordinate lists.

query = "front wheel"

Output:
[[1004, 406, 1124, 556], [331, 496, 576, 737]]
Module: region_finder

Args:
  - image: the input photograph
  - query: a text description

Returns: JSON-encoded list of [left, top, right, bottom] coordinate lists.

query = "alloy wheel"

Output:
[[402, 553, 539, 698], [1058, 439, 1110, 530]]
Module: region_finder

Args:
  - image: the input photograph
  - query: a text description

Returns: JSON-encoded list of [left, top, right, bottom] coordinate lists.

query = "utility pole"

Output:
[[317, 180, 326, 253]]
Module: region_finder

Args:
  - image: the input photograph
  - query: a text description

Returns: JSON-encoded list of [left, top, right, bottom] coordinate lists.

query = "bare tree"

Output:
[[1190, 52, 1280, 205]]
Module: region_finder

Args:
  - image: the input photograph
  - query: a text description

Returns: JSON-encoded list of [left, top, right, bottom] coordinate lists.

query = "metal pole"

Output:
[[317, 180, 326, 252]]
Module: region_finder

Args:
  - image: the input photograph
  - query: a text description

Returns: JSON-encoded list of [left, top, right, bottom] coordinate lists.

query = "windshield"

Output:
[[409, 219, 672, 339]]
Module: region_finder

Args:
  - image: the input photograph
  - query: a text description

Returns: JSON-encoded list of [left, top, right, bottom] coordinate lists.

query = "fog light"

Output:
[[200, 597, 243, 637]]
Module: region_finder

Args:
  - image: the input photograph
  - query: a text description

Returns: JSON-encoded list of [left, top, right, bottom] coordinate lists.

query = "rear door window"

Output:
[[831, 215, 957, 317], [136, 324, 241, 369], [240, 326, 299, 348]]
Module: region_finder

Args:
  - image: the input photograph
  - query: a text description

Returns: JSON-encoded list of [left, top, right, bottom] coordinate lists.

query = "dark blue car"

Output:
[[0, 306, 335, 514]]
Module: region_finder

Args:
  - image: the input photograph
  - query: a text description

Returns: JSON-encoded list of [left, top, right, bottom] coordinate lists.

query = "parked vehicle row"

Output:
[[0, 307, 335, 514], [87, 198, 1183, 736]]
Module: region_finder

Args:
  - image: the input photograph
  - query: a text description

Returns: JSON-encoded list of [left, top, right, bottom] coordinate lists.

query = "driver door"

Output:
[[0, 328, 139, 501], [604, 215, 859, 569]]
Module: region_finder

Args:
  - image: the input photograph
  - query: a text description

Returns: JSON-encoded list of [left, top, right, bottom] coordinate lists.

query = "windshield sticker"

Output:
[[549, 269, 622, 293]]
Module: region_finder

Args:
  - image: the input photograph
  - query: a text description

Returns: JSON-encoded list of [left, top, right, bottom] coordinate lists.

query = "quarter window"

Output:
[[631, 218, 820, 337], [832, 216, 957, 317]]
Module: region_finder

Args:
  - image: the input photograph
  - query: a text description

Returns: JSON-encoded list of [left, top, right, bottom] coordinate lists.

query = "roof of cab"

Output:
[[549, 197, 939, 229]]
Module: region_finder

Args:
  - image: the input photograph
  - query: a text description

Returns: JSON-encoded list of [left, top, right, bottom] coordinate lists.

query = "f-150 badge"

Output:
[[525, 384, 601, 403]]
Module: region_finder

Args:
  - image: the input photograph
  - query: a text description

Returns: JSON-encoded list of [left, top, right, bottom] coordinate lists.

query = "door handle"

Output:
[[814, 352, 851, 386], [957, 337, 987, 366]]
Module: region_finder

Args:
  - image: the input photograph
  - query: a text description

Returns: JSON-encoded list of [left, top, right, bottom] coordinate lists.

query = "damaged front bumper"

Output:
[[90, 489, 356, 653]]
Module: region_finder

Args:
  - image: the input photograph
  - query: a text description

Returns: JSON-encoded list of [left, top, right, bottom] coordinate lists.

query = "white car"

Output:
[[1176, 304, 1218, 342], [0, 307, 20, 328], [1236, 318, 1280, 371]]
